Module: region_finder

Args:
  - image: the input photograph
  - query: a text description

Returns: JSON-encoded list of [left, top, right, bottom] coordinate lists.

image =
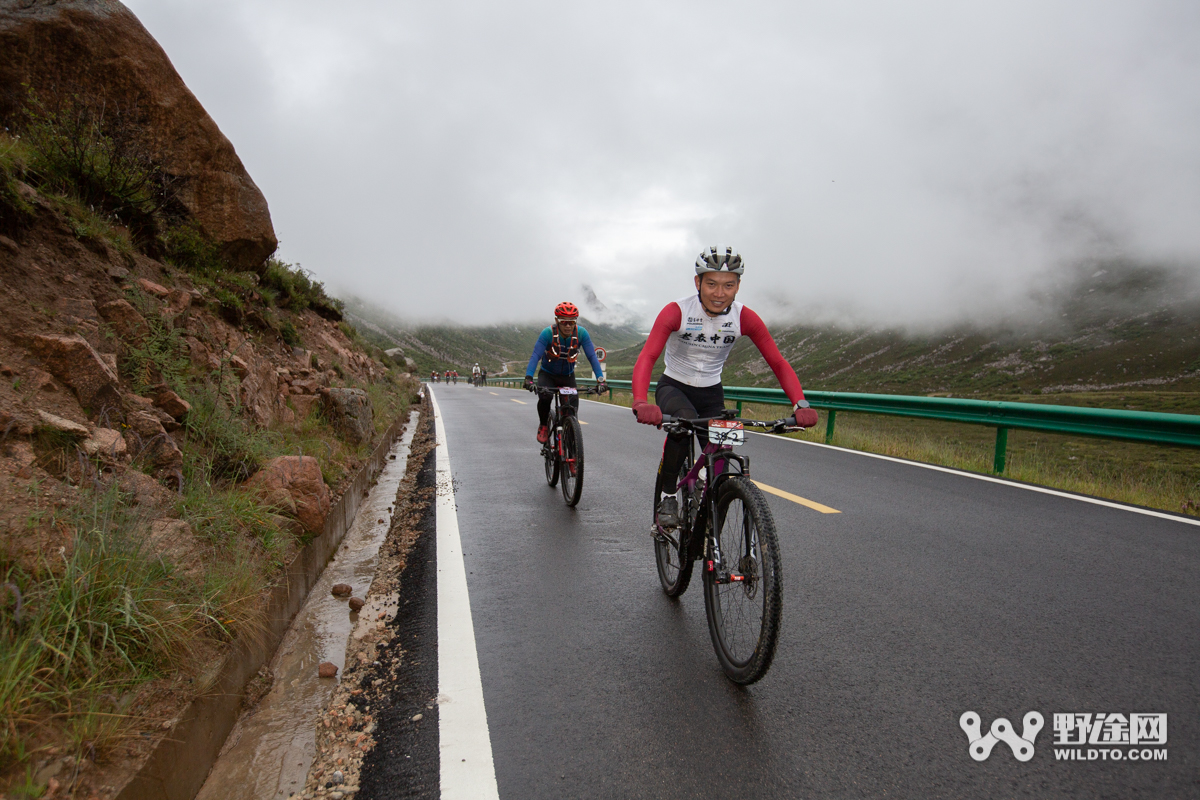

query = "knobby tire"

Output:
[[703, 476, 782, 685], [544, 412, 560, 487], [653, 456, 695, 597], [560, 416, 584, 506]]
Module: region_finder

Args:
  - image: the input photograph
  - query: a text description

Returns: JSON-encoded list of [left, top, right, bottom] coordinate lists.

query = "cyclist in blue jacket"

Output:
[[524, 301, 607, 442]]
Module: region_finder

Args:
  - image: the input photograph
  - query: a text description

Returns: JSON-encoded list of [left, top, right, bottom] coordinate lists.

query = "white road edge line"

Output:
[[752, 431, 1200, 528], [429, 389, 501, 799]]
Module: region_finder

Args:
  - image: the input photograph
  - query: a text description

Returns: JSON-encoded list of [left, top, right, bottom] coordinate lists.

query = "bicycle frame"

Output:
[[661, 411, 797, 584], [532, 385, 600, 460]]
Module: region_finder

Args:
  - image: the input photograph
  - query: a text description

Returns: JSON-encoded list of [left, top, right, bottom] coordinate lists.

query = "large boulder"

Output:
[[244, 456, 331, 535], [29, 333, 121, 411], [0, 0, 277, 270], [321, 388, 374, 445]]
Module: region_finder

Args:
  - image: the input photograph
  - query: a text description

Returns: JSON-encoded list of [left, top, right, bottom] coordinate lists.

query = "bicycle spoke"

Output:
[[704, 477, 782, 684]]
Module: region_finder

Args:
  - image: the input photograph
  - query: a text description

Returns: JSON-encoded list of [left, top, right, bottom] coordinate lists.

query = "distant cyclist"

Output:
[[631, 247, 819, 527], [524, 301, 607, 443], [472, 363, 482, 384], [431, 370, 439, 383]]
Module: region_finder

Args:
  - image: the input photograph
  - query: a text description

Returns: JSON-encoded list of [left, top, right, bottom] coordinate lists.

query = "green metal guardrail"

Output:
[[481, 377, 1200, 473]]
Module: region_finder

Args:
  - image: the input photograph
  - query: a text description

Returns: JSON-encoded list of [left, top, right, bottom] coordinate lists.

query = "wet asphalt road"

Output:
[[430, 383, 1199, 799]]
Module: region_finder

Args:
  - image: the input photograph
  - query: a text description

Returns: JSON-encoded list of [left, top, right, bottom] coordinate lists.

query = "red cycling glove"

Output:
[[793, 407, 819, 428], [632, 400, 663, 426]]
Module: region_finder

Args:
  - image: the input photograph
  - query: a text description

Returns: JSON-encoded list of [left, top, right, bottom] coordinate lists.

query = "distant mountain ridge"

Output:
[[601, 261, 1200, 396], [342, 297, 645, 376]]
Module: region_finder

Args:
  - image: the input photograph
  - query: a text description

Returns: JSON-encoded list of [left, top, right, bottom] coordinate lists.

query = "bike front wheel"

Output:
[[652, 455, 694, 597], [544, 413, 560, 487], [703, 476, 782, 685], [559, 416, 584, 506]]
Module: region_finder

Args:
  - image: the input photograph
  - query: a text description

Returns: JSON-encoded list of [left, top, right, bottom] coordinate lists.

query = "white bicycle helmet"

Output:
[[695, 246, 744, 275]]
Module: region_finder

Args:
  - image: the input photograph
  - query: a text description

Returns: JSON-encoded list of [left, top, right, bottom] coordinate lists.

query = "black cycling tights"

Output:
[[536, 371, 578, 425], [655, 375, 726, 492]]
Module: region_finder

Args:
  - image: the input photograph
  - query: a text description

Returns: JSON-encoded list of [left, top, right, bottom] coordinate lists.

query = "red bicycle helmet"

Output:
[[554, 301, 579, 319]]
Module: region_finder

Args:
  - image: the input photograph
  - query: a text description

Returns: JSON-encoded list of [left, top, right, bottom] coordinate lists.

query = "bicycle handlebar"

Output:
[[660, 413, 805, 434], [527, 385, 608, 397]]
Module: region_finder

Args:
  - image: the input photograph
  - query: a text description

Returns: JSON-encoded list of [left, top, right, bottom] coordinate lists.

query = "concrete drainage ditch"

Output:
[[116, 405, 424, 800]]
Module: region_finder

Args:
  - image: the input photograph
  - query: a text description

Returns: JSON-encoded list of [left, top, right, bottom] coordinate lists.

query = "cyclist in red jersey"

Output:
[[631, 247, 819, 527]]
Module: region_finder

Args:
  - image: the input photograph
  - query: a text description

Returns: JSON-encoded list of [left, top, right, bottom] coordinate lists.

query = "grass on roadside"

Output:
[[0, 486, 220, 781]]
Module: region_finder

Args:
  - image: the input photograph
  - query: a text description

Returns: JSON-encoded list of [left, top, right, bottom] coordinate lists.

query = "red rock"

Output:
[[136, 278, 171, 298], [236, 352, 280, 427], [348, 597, 365, 612], [0, 408, 33, 436], [167, 288, 192, 312], [291, 377, 325, 394], [98, 299, 150, 343], [36, 410, 89, 436], [27, 368, 57, 392], [318, 662, 338, 679], [228, 354, 250, 379], [331, 584, 353, 597], [123, 409, 183, 475], [29, 334, 120, 410], [152, 387, 191, 420], [0, 234, 18, 254], [244, 456, 331, 534], [117, 469, 173, 507], [83, 428, 127, 460], [185, 336, 220, 373], [0, 1, 278, 270]]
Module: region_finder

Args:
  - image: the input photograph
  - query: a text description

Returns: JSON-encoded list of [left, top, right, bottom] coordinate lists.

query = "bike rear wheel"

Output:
[[652, 455, 694, 597], [544, 412, 560, 487], [559, 416, 584, 506], [703, 476, 782, 685]]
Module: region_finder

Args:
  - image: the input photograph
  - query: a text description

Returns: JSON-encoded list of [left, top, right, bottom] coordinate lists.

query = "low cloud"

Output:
[[127, 0, 1200, 329]]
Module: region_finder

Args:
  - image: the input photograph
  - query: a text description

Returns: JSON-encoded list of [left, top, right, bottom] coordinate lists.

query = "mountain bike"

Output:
[[651, 409, 804, 685], [530, 384, 605, 506]]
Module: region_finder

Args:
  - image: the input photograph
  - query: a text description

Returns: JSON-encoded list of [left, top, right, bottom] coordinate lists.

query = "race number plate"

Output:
[[708, 420, 745, 446], [559, 387, 578, 395]]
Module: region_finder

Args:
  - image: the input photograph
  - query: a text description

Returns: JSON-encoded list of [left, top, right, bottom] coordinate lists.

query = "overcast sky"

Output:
[[124, 0, 1200, 328]]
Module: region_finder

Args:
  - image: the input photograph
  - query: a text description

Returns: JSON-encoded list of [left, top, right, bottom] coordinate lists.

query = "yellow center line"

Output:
[[580, 421, 588, 425], [751, 480, 840, 514], [489, 392, 499, 396], [510, 398, 527, 405]]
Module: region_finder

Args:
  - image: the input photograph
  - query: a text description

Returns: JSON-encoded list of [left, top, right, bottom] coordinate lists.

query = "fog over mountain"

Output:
[[126, 0, 1200, 329]]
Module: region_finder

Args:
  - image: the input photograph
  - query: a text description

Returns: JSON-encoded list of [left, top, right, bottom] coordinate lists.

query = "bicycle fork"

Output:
[[701, 454, 756, 586]]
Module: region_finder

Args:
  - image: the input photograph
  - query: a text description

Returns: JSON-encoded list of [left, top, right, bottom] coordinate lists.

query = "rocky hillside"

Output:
[[0, 2, 417, 797], [603, 261, 1200, 399]]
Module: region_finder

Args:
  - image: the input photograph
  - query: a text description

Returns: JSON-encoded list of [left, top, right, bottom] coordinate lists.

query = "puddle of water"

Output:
[[195, 410, 421, 800]]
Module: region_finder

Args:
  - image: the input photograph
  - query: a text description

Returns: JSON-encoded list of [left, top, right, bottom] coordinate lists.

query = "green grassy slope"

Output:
[[601, 262, 1200, 400], [342, 297, 645, 377]]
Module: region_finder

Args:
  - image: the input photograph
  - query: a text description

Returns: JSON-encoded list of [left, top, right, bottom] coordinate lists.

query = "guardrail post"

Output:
[[825, 409, 836, 444], [736, 400, 744, 416], [993, 426, 1008, 474]]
